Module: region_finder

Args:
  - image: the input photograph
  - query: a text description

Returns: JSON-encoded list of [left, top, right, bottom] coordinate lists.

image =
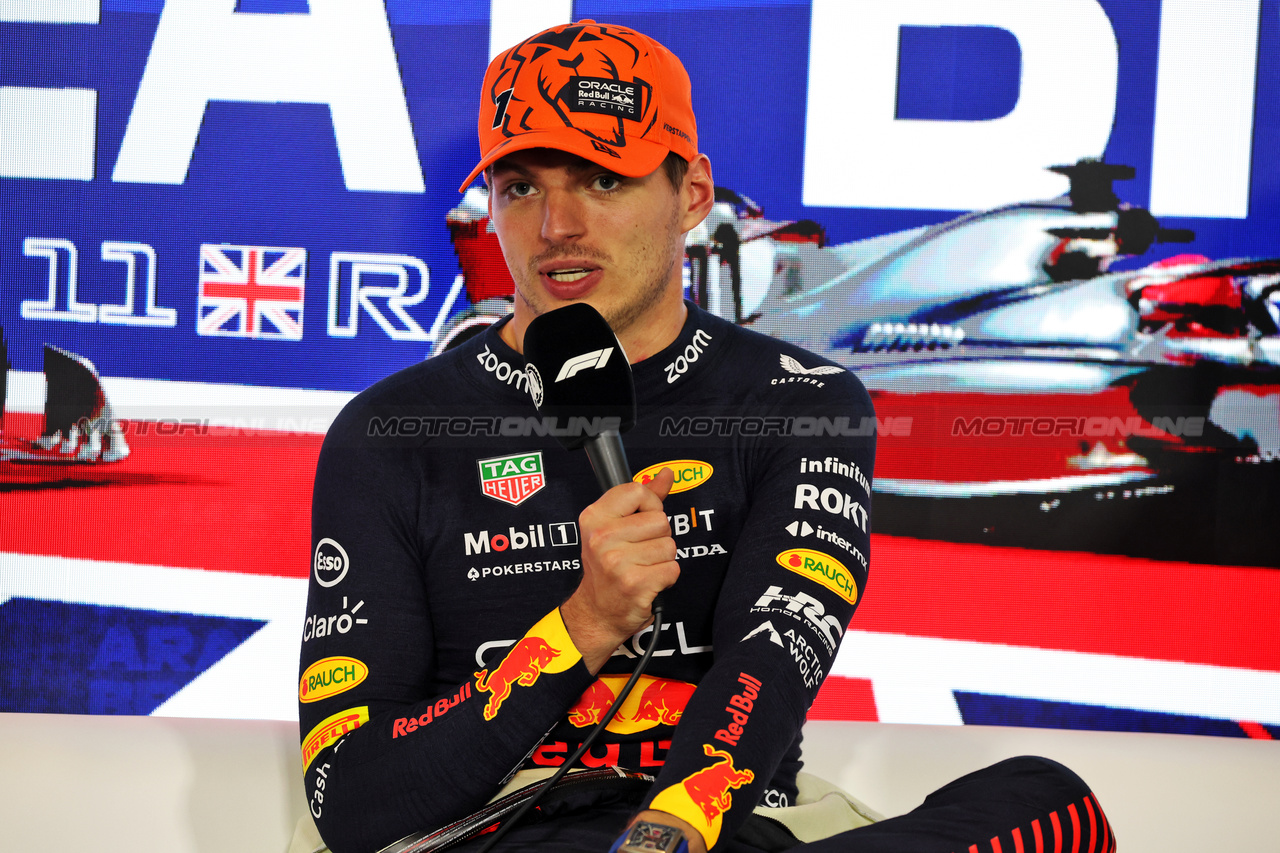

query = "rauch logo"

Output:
[[300, 656, 369, 703], [774, 548, 858, 605], [633, 459, 713, 494], [477, 451, 545, 506]]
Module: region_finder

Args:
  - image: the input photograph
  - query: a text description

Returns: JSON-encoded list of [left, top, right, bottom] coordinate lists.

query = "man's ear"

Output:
[[680, 154, 715, 233]]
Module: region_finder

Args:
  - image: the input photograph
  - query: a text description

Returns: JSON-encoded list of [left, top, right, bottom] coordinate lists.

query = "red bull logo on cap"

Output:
[[474, 608, 580, 720]]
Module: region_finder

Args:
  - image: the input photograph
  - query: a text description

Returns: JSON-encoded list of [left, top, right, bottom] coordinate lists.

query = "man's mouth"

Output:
[[546, 268, 591, 282]]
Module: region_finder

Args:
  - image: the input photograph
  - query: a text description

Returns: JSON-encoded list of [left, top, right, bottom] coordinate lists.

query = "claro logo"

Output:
[[300, 656, 369, 703], [314, 538, 349, 587], [633, 459, 713, 495]]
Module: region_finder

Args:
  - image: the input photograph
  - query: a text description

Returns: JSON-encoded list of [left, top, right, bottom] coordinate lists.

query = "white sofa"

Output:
[[2, 712, 1277, 852]]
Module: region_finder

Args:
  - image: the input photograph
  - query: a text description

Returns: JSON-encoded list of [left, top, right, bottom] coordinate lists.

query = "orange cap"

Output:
[[459, 20, 699, 192]]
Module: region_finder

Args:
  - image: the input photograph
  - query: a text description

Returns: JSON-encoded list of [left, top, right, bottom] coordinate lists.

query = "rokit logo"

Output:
[[751, 585, 844, 653], [464, 521, 578, 555], [303, 597, 369, 643], [314, 538, 349, 587], [794, 483, 869, 533]]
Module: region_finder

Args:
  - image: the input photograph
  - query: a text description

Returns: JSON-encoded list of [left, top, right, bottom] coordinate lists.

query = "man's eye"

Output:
[[506, 182, 534, 197], [594, 175, 620, 191]]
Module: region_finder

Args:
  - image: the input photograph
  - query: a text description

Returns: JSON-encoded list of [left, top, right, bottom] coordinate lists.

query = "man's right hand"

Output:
[[561, 467, 679, 673]]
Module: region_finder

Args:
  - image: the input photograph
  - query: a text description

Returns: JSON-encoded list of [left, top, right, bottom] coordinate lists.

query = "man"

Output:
[[300, 20, 1113, 853]]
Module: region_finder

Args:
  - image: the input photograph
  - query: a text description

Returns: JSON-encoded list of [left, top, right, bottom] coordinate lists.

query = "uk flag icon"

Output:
[[198, 244, 306, 340]]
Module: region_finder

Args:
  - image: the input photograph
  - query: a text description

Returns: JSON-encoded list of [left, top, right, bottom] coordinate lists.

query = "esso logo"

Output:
[[314, 538, 350, 587]]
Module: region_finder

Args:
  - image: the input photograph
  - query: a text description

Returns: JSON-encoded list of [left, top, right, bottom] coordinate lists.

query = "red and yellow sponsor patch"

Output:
[[648, 744, 755, 849], [474, 608, 580, 721], [300, 656, 368, 703], [775, 547, 858, 604], [567, 675, 696, 733], [632, 459, 713, 494], [301, 706, 368, 770]]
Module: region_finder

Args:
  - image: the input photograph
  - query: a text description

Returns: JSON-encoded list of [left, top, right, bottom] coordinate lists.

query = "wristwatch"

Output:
[[610, 820, 690, 853]]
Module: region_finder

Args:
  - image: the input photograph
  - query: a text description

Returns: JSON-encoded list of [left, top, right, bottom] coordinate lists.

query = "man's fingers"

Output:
[[642, 466, 676, 501]]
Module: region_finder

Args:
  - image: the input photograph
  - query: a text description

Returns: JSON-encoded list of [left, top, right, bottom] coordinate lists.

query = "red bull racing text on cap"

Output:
[[460, 20, 699, 191]]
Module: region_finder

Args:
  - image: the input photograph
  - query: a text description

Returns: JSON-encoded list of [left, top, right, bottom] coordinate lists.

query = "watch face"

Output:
[[624, 821, 683, 853]]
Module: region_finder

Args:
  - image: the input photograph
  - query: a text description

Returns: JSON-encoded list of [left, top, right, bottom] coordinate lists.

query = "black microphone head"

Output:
[[522, 303, 637, 451]]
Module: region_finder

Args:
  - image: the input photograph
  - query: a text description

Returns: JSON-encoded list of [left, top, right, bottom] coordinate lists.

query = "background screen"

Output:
[[2, 0, 1277, 738]]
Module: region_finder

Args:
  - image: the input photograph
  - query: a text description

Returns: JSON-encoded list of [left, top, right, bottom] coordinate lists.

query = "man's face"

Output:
[[487, 148, 688, 342]]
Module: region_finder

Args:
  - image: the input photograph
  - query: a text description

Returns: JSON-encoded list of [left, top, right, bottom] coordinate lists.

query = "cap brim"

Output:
[[458, 131, 671, 193]]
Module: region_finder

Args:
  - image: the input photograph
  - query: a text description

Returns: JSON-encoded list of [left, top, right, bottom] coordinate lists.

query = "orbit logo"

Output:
[[314, 538, 349, 587]]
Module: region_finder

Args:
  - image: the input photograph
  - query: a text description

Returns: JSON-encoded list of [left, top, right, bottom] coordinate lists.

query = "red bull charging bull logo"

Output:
[[649, 743, 755, 848], [567, 675, 696, 732], [474, 609, 580, 720]]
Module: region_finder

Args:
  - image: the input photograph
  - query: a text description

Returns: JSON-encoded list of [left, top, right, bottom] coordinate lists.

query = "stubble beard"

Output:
[[515, 206, 684, 339]]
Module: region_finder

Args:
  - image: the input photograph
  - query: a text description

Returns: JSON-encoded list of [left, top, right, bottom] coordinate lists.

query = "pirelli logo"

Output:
[[302, 706, 368, 770]]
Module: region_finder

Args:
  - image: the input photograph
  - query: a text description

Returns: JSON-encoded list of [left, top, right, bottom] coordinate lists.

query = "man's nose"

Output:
[[540, 188, 586, 242]]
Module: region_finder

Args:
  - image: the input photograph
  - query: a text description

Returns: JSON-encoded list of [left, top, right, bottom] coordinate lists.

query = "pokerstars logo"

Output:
[[477, 451, 545, 506], [775, 548, 858, 605], [314, 538, 349, 587]]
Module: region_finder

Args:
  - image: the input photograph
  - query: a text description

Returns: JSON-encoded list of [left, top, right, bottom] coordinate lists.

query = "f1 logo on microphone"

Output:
[[555, 347, 613, 382]]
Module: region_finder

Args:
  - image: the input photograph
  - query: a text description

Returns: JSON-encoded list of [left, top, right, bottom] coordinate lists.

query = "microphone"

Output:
[[522, 304, 667, 617], [522, 303, 637, 491]]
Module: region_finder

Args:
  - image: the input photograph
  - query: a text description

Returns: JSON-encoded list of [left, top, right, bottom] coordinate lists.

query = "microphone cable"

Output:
[[474, 600, 668, 853]]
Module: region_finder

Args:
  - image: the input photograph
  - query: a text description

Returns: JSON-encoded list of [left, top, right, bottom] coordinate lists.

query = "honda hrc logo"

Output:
[[556, 347, 614, 381], [752, 584, 844, 653]]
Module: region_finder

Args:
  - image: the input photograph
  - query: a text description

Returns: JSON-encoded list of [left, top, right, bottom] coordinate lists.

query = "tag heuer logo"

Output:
[[477, 451, 546, 506]]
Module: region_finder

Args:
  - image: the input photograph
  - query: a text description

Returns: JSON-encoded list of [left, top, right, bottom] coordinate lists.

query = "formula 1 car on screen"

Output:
[[440, 161, 1280, 565], [0, 327, 131, 487]]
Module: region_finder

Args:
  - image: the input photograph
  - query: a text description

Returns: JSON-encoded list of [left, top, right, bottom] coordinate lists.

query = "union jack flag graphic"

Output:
[[198, 245, 306, 339]]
